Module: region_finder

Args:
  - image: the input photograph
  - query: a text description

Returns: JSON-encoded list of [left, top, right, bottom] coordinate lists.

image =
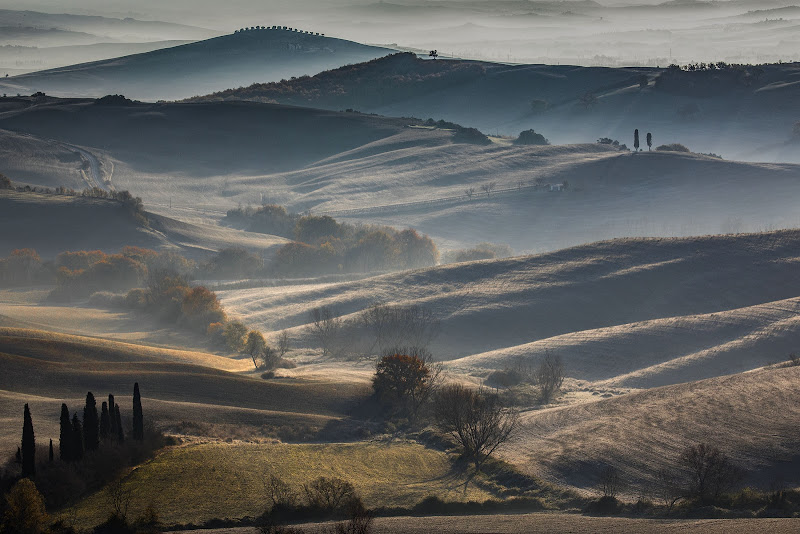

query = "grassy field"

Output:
[[68, 441, 494, 527]]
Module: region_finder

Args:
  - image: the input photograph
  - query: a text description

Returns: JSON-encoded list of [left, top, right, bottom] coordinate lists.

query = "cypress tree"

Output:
[[49, 439, 54, 463], [634, 129, 640, 152], [21, 403, 35, 477], [59, 403, 72, 462], [100, 401, 110, 440], [647, 132, 653, 151], [71, 413, 84, 462], [83, 392, 100, 452], [108, 394, 117, 438], [132, 382, 143, 441], [115, 405, 125, 443]]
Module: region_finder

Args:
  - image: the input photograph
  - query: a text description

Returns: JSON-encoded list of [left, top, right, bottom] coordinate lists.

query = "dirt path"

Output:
[[61, 142, 112, 191]]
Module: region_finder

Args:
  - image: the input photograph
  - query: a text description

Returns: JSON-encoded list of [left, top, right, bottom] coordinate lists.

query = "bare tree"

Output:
[[307, 306, 344, 357], [245, 330, 268, 369], [434, 385, 519, 472], [480, 182, 496, 198], [464, 187, 475, 200], [653, 467, 684, 511], [679, 443, 743, 504], [535, 353, 564, 403], [360, 303, 440, 355], [108, 477, 132, 519], [277, 330, 291, 358], [598, 465, 623, 498], [265, 474, 299, 510]]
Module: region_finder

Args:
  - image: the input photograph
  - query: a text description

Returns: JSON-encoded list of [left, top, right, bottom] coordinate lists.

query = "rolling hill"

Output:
[[219, 229, 800, 385], [0, 189, 287, 258], [188, 53, 800, 163], [0, 29, 395, 101], [3, 96, 800, 255]]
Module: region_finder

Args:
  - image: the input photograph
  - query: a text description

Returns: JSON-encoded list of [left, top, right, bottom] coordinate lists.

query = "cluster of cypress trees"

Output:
[[18, 383, 144, 477]]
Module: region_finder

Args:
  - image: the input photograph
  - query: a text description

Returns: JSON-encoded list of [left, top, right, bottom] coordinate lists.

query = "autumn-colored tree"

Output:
[[2, 479, 48, 534], [181, 286, 226, 331], [373, 351, 441, 422]]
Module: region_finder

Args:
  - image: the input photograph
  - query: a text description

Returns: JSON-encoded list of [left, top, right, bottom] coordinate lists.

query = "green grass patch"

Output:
[[67, 441, 494, 527]]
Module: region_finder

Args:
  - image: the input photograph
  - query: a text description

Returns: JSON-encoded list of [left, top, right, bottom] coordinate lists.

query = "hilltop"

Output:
[[0, 28, 394, 101]]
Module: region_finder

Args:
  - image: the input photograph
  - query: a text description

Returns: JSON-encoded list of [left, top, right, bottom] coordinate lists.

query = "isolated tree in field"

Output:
[[132, 382, 144, 441], [244, 330, 268, 368], [71, 413, 84, 461], [634, 129, 640, 152], [464, 187, 475, 200], [100, 401, 111, 440], [21, 403, 35, 477], [373, 349, 442, 422], [83, 392, 100, 451], [114, 405, 124, 443], [59, 403, 71, 462], [429, 50, 438, 60], [646, 132, 653, 151], [434, 385, 519, 472], [2, 478, 48, 534], [679, 443, 743, 504], [535, 353, 564, 403], [277, 330, 291, 358], [307, 306, 343, 357], [480, 181, 496, 198]]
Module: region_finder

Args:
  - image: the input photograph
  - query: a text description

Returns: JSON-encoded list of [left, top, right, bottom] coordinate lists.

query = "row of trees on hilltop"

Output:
[[235, 26, 323, 36]]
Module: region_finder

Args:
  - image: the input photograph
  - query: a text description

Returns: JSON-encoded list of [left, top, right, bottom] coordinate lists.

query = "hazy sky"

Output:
[[1, 0, 797, 66]]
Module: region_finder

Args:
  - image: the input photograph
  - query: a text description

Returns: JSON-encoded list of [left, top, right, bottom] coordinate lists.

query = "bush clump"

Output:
[[514, 129, 550, 146]]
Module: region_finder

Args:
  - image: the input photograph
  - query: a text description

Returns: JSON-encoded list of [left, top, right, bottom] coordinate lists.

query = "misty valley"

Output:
[[1, 1, 800, 533]]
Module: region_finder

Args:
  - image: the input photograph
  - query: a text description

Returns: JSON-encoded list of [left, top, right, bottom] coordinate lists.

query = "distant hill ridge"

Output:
[[0, 30, 395, 101]]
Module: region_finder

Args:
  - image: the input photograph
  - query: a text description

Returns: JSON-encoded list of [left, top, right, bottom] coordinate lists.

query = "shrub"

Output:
[[515, 129, 550, 146], [181, 286, 226, 331], [0, 173, 12, 189], [585, 495, 623, 516], [302, 477, 360, 514], [452, 126, 491, 145], [656, 143, 691, 153], [2, 479, 48, 534]]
